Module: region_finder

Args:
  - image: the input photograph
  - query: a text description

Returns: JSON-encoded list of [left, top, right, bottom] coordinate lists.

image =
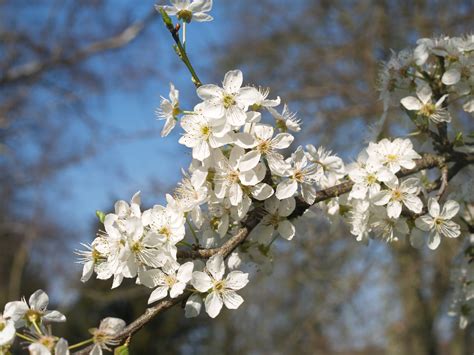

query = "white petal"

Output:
[[148, 286, 169, 304], [193, 141, 210, 161], [427, 232, 441, 250], [170, 282, 186, 298], [415, 215, 433, 231], [226, 105, 246, 126], [55, 338, 69, 355], [225, 271, 249, 290], [206, 254, 225, 280], [248, 223, 274, 244], [223, 70, 243, 93], [441, 200, 460, 219], [387, 201, 402, 219], [440, 220, 461, 239], [278, 197, 296, 217], [428, 198, 440, 217], [250, 183, 274, 200], [185, 294, 202, 318], [43, 310, 66, 323], [0, 320, 15, 346], [222, 290, 244, 310], [192, 12, 213, 21], [404, 195, 423, 214], [372, 191, 391, 206], [442, 68, 461, 85], [81, 260, 94, 283], [277, 220, 295, 240], [272, 133, 294, 149], [191, 271, 213, 292], [401, 96, 422, 111], [238, 150, 261, 172], [275, 179, 298, 200], [229, 183, 243, 206], [205, 292, 223, 318], [196, 84, 221, 100], [233, 132, 256, 148], [177, 262, 194, 283], [29, 289, 49, 312]]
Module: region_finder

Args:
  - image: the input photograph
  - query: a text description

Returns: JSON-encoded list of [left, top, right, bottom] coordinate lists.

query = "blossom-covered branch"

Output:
[[2, 1, 474, 354]]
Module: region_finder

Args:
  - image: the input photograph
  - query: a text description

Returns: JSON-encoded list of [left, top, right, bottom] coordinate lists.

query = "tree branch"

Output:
[[0, 9, 158, 86]]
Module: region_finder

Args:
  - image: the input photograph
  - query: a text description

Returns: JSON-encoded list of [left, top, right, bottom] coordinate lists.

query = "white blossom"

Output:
[[196, 70, 260, 127], [90, 317, 126, 355], [401, 84, 450, 123], [141, 261, 194, 303], [4, 290, 66, 328], [415, 199, 461, 250], [348, 150, 396, 200], [267, 104, 301, 132], [179, 112, 233, 161], [191, 254, 249, 318], [160, 0, 213, 23], [275, 146, 319, 203], [366, 138, 421, 173], [249, 196, 296, 243], [156, 83, 180, 137], [372, 177, 423, 218]]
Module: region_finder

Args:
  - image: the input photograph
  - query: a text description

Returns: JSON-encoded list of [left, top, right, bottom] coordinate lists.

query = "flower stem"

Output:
[[68, 338, 94, 350], [16, 332, 36, 343], [159, 8, 202, 87], [177, 240, 193, 248], [31, 320, 43, 336], [186, 219, 200, 244]]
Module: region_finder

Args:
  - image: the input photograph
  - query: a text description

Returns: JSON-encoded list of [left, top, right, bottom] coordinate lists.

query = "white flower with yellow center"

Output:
[[275, 146, 319, 203], [415, 198, 461, 250], [306, 144, 345, 186], [160, 0, 213, 23], [146, 203, 186, 260], [267, 104, 301, 132], [366, 138, 421, 173], [89, 317, 126, 355], [348, 151, 396, 200], [372, 177, 423, 218], [191, 254, 249, 318], [196, 70, 260, 127], [179, 113, 233, 161], [370, 207, 409, 242], [156, 82, 180, 137], [249, 196, 296, 243], [401, 84, 450, 123], [3, 290, 66, 329], [245, 123, 294, 174], [140, 261, 194, 304], [213, 146, 271, 207]]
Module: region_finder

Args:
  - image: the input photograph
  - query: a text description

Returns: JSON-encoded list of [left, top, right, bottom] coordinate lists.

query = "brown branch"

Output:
[[0, 9, 158, 86], [74, 151, 474, 354]]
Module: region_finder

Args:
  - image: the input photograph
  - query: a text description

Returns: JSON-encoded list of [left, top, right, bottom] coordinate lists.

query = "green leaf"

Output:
[[454, 132, 464, 146], [114, 344, 129, 355], [95, 210, 106, 224]]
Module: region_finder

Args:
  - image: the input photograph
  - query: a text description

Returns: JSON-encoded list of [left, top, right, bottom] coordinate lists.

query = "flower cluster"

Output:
[[379, 35, 474, 116], [0, 289, 127, 355]]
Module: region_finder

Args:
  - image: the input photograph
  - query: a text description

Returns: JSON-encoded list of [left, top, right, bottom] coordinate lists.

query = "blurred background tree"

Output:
[[1, 0, 473, 354]]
